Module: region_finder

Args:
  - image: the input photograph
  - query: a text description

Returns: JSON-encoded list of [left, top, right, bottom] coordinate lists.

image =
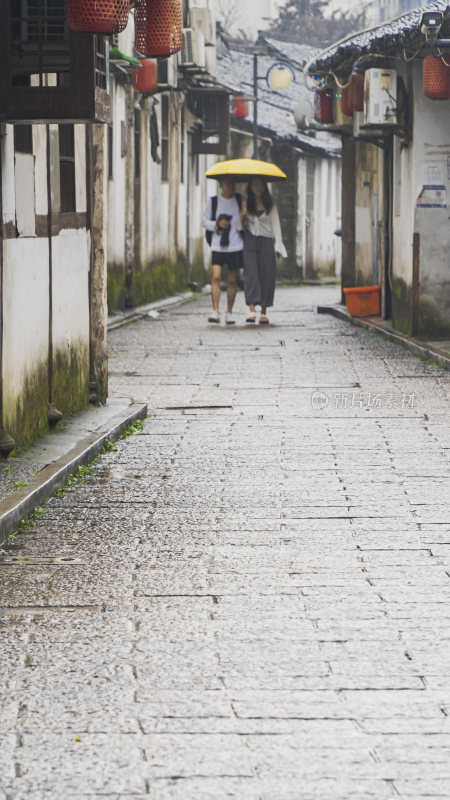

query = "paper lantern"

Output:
[[340, 85, 353, 117], [349, 72, 365, 111], [132, 59, 158, 92], [314, 90, 333, 124], [233, 93, 249, 118], [135, 0, 183, 58], [67, 0, 129, 34], [423, 55, 450, 100]]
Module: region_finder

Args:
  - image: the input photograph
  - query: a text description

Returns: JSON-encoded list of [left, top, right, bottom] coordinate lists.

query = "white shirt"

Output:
[[240, 203, 287, 258], [202, 194, 244, 252]]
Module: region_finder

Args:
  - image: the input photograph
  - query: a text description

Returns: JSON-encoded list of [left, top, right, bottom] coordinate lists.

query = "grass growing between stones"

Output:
[[0, 417, 147, 556]]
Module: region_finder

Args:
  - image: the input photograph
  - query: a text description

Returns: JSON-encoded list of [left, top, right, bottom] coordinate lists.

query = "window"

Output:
[[14, 124, 33, 154], [161, 94, 169, 182], [59, 124, 76, 213]]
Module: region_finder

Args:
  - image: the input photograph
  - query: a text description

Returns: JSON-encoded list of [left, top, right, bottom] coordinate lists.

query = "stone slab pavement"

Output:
[[1, 285, 450, 799]]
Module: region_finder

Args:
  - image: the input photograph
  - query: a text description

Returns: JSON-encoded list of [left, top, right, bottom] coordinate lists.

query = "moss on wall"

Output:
[[52, 342, 90, 417], [129, 258, 187, 309], [189, 238, 207, 285], [3, 362, 49, 451], [107, 263, 128, 312], [391, 277, 412, 335], [419, 294, 450, 338], [316, 260, 336, 279], [3, 341, 90, 453]]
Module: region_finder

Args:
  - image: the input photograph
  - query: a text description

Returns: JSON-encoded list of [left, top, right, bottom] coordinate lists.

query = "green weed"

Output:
[[119, 419, 145, 439]]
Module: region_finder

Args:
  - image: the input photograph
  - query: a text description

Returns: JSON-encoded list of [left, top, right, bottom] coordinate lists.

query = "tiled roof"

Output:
[[306, 0, 450, 73], [216, 37, 341, 156]]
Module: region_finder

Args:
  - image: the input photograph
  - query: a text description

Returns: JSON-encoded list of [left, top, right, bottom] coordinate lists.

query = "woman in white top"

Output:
[[240, 178, 287, 324]]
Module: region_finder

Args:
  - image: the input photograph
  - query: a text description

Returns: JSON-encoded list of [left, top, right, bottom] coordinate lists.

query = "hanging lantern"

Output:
[[135, 0, 183, 58], [314, 90, 334, 124], [423, 55, 450, 100], [349, 72, 364, 111], [340, 85, 353, 117], [67, 0, 129, 34], [132, 59, 158, 93], [232, 93, 249, 119]]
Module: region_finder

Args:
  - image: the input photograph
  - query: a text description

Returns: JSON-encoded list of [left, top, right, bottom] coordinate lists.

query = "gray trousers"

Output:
[[243, 231, 276, 308]]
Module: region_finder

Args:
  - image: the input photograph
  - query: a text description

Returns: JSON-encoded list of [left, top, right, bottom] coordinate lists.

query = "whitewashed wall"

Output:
[[1, 120, 91, 441], [312, 157, 342, 276]]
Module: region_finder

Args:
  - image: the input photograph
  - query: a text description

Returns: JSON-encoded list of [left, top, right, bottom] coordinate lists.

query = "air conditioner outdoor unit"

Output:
[[364, 68, 398, 125], [180, 28, 206, 69], [157, 55, 178, 88], [190, 7, 215, 45]]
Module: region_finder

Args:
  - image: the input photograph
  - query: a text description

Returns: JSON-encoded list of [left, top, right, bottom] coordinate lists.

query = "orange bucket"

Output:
[[344, 285, 380, 317]]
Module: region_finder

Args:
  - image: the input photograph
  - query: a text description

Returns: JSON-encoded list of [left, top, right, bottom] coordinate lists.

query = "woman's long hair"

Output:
[[247, 180, 273, 215]]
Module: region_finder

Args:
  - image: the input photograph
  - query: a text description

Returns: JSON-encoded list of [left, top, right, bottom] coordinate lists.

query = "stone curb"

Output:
[[0, 402, 147, 548], [107, 289, 213, 331], [317, 304, 450, 373]]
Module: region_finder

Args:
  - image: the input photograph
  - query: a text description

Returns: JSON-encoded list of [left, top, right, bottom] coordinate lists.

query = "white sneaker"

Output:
[[225, 312, 236, 325], [208, 310, 220, 323]]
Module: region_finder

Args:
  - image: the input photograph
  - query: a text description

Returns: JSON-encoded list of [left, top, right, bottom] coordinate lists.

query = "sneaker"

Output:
[[208, 310, 220, 324], [225, 312, 236, 325]]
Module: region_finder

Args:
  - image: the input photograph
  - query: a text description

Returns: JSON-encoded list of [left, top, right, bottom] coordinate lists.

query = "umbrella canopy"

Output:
[[205, 158, 287, 183]]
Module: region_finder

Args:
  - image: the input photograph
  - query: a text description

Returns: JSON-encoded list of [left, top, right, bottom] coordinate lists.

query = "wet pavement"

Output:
[[2, 286, 450, 799]]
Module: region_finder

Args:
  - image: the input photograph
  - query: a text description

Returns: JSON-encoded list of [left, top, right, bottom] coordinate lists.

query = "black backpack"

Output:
[[205, 193, 242, 246]]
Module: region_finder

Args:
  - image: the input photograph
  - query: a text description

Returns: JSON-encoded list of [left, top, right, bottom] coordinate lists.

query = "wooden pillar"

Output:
[[88, 124, 108, 405], [340, 137, 356, 304]]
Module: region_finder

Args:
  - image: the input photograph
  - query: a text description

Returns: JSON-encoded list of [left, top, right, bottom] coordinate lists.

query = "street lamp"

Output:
[[252, 54, 295, 158]]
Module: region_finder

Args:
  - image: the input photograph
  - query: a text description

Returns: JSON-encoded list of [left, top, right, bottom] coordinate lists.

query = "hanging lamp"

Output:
[[67, 0, 129, 34], [423, 55, 450, 100], [134, 0, 183, 58]]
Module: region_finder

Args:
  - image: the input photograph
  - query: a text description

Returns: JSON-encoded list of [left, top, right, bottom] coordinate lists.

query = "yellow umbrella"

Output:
[[205, 158, 287, 183]]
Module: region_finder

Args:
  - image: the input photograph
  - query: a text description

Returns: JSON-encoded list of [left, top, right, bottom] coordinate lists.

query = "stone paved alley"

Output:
[[2, 286, 450, 800]]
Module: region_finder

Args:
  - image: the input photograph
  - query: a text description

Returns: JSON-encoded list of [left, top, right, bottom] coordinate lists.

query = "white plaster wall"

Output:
[[2, 238, 49, 398], [296, 158, 307, 273], [75, 125, 87, 213], [144, 98, 171, 260], [51, 229, 90, 349], [33, 125, 48, 216], [410, 61, 450, 303], [1, 125, 16, 225], [393, 61, 450, 290], [107, 81, 128, 266], [313, 157, 341, 274]]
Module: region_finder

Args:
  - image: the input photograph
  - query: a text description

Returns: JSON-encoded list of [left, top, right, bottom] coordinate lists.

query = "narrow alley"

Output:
[[2, 286, 450, 799]]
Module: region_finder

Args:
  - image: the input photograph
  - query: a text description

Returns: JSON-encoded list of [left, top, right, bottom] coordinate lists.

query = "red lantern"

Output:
[[135, 0, 183, 58], [349, 72, 365, 111], [233, 93, 249, 118], [132, 59, 158, 93], [314, 90, 333, 124], [340, 85, 353, 117], [423, 55, 450, 100], [67, 0, 129, 34]]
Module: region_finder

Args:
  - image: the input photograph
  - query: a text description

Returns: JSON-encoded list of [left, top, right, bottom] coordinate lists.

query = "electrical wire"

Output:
[[403, 44, 424, 62]]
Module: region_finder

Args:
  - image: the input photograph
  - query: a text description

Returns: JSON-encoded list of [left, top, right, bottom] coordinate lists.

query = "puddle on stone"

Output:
[[0, 555, 85, 566]]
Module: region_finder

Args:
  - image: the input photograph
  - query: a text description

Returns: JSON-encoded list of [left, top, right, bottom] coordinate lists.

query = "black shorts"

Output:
[[211, 251, 244, 270]]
